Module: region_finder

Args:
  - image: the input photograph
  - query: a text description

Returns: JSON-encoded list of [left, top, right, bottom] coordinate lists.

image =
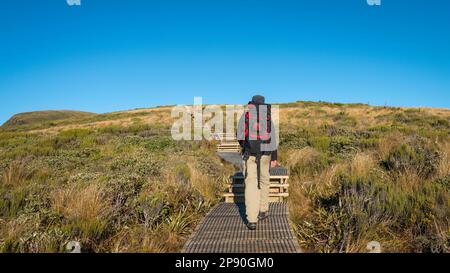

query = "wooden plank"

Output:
[[213, 132, 237, 141], [232, 176, 289, 182], [223, 192, 289, 198], [228, 187, 289, 194], [232, 177, 289, 185], [227, 183, 290, 188], [223, 192, 289, 203], [224, 195, 288, 204]]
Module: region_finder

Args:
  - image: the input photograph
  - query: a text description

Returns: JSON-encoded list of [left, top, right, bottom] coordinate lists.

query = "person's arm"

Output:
[[271, 150, 277, 161], [237, 112, 245, 148], [270, 120, 278, 167]]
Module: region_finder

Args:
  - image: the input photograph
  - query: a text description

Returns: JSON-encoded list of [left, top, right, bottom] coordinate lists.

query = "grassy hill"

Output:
[[2, 110, 96, 130], [0, 101, 448, 253]]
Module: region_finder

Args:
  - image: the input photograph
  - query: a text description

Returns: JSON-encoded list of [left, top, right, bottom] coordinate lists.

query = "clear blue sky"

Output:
[[1, 0, 449, 124]]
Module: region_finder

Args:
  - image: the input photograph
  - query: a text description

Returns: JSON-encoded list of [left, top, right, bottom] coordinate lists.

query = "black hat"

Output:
[[251, 95, 265, 104]]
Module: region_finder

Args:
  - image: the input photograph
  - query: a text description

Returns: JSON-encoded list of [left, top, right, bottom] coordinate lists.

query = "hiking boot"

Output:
[[246, 222, 257, 230], [258, 212, 269, 221]]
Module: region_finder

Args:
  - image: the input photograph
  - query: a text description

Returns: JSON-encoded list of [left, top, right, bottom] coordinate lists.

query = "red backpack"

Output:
[[244, 102, 272, 155]]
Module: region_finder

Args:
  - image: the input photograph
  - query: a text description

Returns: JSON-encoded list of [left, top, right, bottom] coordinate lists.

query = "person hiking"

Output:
[[237, 95, 278, 230]]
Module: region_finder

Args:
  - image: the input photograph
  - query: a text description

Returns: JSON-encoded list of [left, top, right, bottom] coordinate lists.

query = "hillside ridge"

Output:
[[1, 110, 96, 129]]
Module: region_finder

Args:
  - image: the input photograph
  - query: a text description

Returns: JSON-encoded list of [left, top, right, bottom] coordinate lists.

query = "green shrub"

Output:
[[174, 164, 191, 184], [0, 215, 68, 253], [136, 196, 166, 228], [430, 118, 449, 129], [333, 112, 357, 127], [144, 136, 176, 152], [99, 124, 164, 136], [308, 136, 331, 152], [393, 111, 450, 130], [61, 219, 109, 251], [329, 136, 359, 157], [52, 129, 94, 149], [164, 209, 195, 235], [296, 168, 449, 252], [359, 137, 380, 149], [0, 188, 28, 218], [321, 124, 352, 137], [381, 143, 440, 178], [110, 153, 162, 178], [280, 133, 308, 149]]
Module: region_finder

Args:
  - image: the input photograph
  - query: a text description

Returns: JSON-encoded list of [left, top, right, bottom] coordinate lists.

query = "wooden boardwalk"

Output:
[[182, 140, 300, 253], [182, 202, 301, 253]]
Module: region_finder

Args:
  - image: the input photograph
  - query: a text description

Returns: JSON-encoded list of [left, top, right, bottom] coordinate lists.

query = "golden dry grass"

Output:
[[349, 153, 377, 179], [377, 132, 407, 160], [438, 142, 450, 177], [110, 227, 175, 253], [283, 147, 324, 179], [51, 183, 110, 222], [2, 160, 29, 187], [287, 180, 312, 224], [188, 163, 220, 203], [280, 103, 450, 130]]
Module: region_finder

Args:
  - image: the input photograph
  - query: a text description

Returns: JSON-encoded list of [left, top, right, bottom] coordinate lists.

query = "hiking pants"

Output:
[[244, 155, 271, 223]]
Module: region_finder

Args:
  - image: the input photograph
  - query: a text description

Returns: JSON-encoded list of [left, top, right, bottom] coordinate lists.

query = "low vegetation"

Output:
[[279, 102, 449, 253], [0, 120, 232, 252], [0, 101, 448, 252]]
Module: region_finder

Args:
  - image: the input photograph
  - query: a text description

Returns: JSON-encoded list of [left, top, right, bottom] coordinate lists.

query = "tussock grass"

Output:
[[2, 160, 30, 187], [51, 183, 110, 222]]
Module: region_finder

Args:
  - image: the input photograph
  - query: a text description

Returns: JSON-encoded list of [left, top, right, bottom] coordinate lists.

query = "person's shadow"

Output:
[[231, 171, 249, 225], [235, 203, 248, 225]]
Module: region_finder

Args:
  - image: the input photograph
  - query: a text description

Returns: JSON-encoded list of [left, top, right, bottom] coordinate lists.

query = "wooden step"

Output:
[[217, 146, 241, 149], [217, 144, 240, 146], [218, 142, 240, 145], [223, 192, 289, 203], [227, 183, 290, 189], [223, 193, 289, 198], [228, 187, 289, 194], [212, 133, 237, 141], [217, 144, 241, 148], [222, 165, 290, 203], [226, 183, 289, 194], [234, 171, 289, 176], [217, 149, 241, 153], [232, 177, 289, 185]]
